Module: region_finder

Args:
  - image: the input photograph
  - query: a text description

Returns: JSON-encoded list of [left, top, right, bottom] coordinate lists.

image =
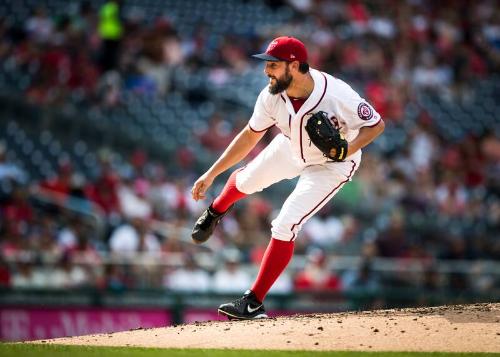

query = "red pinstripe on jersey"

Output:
[[299, 72, 328, 163]]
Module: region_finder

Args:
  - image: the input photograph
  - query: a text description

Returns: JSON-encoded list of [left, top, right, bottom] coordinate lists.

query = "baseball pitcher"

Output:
[[191, 36, 385, 320]]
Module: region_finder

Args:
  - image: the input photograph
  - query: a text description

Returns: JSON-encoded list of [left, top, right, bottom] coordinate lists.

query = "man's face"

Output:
[[265, 61, 293, 95]]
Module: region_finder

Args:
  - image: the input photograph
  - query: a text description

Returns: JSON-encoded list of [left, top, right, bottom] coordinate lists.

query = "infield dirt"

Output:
[[34, 302, 500, 352]]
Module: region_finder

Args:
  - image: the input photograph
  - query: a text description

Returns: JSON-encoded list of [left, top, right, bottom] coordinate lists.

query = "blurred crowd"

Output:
[[0, 0, 499, 301], [0, 0, 498, 106]]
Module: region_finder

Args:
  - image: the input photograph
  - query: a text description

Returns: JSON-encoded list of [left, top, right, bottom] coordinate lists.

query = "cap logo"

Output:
[[267, 40, 279, 51], [290, 54, 295, 59]]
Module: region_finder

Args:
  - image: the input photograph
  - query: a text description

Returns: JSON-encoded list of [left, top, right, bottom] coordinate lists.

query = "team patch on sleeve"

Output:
[[357, 102, 374, 121]]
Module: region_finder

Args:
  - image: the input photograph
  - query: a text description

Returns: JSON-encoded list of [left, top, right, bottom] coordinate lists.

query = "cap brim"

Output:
[[251, 53, 282, 61]]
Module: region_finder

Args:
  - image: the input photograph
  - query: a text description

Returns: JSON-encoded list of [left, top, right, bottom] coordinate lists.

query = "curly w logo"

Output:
[[267, 40, 279, 51]]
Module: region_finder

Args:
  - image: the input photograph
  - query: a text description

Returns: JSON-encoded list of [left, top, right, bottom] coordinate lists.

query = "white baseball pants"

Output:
[[235, 134, 360, 241]]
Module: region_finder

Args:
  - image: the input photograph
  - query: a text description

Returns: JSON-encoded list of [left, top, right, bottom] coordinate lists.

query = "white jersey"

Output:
[[235, 68, 382, 241], [249, 68, 381, 165]]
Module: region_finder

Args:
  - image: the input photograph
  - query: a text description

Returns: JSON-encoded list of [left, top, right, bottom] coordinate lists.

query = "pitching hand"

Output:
[[191, 172, 215, 201]]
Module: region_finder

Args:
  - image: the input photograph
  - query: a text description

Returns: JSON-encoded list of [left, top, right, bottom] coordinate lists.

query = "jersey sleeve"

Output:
[[248, 88, 276, 132], [335, 86, 382, 131]]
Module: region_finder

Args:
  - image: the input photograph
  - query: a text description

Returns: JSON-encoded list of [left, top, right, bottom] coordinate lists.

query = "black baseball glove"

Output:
[[305, 111, 348, 162]]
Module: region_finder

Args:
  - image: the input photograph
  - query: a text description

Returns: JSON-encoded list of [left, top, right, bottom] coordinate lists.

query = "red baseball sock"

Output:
[[251, 238, 295, 303], [212, 169, 247, 213]]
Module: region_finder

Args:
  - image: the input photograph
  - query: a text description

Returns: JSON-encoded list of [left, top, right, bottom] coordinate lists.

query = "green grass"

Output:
[[0, 345, 498, 357]]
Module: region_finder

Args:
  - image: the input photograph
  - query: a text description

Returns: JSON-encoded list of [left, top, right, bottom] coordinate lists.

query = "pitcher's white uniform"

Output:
[[235, 68, 382, 241]]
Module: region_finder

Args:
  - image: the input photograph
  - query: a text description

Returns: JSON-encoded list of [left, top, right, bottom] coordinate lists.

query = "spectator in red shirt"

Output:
[[39, 160, 73, 198], [85, 161, 121, 217], [0, 257, 10, 287], [294, 248, 342, 292], [3, 186, 33, 225]]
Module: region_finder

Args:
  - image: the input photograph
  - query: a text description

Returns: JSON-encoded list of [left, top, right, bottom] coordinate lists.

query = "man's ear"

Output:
[[290, 61, 300, 73]]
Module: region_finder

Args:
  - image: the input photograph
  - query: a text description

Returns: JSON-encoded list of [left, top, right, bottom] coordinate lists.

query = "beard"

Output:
[[268, 66, 293, 95]]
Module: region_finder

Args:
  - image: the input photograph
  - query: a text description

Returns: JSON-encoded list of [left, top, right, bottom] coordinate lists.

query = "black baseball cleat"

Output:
[[191, 204, 232, 244], [218, 290, 268, 320]]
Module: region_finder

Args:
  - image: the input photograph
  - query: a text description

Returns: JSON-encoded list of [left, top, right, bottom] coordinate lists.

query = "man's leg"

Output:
[[250, 237, 294, 302], [211, 168, 246, 214], [192, 134, 302, 244], [253, 160, 358, 300], [270, 160, 359, 243], [218, 159, 360, 319]]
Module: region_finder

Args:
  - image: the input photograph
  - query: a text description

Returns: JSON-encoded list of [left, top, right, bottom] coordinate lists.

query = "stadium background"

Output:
[[0, 0, 498, 342]]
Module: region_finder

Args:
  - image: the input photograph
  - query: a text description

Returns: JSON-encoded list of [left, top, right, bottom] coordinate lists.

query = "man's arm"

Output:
[[329, 119, 385, 158], [191, 124, 266, 201]]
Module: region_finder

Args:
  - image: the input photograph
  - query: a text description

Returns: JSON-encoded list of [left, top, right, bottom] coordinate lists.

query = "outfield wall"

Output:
[[1, 288, 497, 341], [0, 307, 172, 341]]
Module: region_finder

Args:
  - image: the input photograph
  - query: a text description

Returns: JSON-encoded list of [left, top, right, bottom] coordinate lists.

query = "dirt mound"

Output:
[[35, 303, 500, 352]]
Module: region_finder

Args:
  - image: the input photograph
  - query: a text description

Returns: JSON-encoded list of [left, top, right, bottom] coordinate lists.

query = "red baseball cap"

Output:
[[252, 36, 308, 63]]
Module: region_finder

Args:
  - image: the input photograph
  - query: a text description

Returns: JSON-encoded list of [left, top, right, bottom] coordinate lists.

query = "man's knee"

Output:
[[235, 170, 263, 195], [271, 220, 298, 242]]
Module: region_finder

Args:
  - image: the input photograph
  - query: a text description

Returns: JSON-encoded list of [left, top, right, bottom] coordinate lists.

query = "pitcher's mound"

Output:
[[35, 303, 500, 352]]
